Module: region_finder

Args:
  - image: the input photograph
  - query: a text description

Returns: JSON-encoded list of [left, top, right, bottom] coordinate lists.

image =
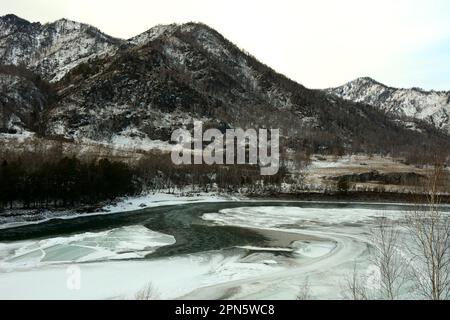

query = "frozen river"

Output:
[[0, 201, 441, 299]]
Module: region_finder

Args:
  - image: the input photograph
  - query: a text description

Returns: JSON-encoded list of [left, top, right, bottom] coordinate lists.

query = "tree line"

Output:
[[0, 157, 136, 209], [0, 149, 301, 210]]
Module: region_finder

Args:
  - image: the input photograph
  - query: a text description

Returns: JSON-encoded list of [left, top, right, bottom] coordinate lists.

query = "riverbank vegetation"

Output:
[[0, 141, 448, 210]]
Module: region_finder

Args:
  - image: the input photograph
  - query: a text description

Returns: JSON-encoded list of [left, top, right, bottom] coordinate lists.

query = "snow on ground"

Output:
[[0, 130, 35, 143], [0, 249, 285, 300], [309, 157, 351, 169], [305, 154, 432, 192], [308, 154, 417, 172], [0, 192, 244, 230], [102, 192, 241, 214], [109, 134, 173, 152]]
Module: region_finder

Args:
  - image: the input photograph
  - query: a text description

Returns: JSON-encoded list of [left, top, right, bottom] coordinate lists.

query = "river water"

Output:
[[0, 201, 446, 299]]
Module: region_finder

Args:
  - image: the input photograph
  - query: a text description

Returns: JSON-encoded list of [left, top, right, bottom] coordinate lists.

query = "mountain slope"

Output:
[[0, 14, 125, 82], [328, 77, 450, 133], [45, 22, 449, 155], [0, 65, 55, 134], [1, 15, 449, 157]]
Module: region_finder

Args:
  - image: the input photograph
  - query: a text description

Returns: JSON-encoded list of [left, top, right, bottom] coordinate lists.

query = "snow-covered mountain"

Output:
[[1, 14, 449, 156], [0, 65, 54, 134], [45, 22, 310, 144], [0, 14, 124, 82], [328, 77, 450, 133]]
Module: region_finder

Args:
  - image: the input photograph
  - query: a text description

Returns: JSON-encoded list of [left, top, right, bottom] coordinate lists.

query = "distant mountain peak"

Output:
[[344, 77, 387, 88], [51, 17, 82, 27], [328, 77, 450, 133], [128, 21, 219, 46], [0, 14, 124, 82], [128, 23, 178, 45], [0, 14, 29, 24], [355, 76, 377, 82]]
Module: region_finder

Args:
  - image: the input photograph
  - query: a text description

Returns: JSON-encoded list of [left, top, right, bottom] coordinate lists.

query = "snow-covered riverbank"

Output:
[[0, 192, 244, 230]]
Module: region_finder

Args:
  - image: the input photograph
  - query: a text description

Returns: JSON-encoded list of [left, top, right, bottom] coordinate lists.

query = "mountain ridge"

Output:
[[0, 14, 125, 82], [335, 76, 449, 93], [1, 14, 449, 159], [327, 77, 450, 133]]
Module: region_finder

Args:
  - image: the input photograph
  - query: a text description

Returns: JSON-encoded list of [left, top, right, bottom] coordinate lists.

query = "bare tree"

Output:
[[406, 163, 450, 300], [296, 277, 313, 300], [370, 216, 407, 300], [342, 263, 369, 300], [134, 282, 160, 300]]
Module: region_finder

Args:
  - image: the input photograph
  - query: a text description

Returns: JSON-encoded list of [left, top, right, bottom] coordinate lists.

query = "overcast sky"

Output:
[[1, 0, 449, 90]]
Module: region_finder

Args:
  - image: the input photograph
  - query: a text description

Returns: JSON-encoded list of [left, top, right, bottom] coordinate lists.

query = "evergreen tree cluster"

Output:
[[0, 157, 136, 209]]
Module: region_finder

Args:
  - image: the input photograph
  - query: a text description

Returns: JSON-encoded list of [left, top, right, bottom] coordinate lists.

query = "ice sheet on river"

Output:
[[0, 204, 429, 299], [0, 225, 175, 268], [201, 206, 403, 229]]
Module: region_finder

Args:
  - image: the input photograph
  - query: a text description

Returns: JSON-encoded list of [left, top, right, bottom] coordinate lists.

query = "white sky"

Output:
[[1, 0, 450, 90]]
